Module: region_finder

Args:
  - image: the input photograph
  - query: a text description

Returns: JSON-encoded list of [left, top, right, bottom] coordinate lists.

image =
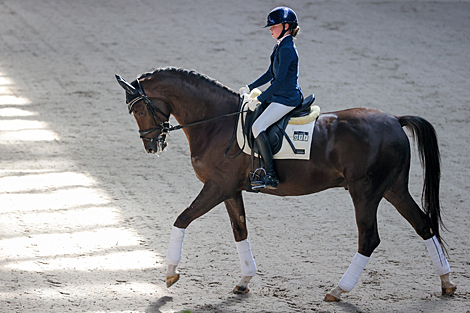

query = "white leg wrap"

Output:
[[338, 252, 370, 292], [424, 236, 450, 276], [166, 226, 185, 265], [236, 239, 257, 277]]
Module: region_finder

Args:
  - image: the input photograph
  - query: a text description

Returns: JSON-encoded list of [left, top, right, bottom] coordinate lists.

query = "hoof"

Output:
[[442, 283, 457, 296], [324, 293, 341, 302], [233, 285, 250, 294], [166, 274, 180, 288], [324, 286, 344, 302]]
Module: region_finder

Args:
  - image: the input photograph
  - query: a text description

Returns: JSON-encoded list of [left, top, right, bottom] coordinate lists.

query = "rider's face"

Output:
[[270, 23, 287, 39]]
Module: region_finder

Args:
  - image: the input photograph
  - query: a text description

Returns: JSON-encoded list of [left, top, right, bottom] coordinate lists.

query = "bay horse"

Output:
[[115, 67, 456, 301]]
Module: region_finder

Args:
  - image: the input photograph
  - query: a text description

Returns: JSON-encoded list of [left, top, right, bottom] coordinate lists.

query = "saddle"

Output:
[[242, 94, 316, 155]]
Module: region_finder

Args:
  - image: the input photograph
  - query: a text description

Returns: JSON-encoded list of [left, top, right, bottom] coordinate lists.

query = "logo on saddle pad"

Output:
[[237, 90, 320, 160], [293, 131, 309, 142]]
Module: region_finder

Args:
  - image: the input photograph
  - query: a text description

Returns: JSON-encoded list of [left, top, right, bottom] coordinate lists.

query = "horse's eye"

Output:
[[135, 111, 145, 117]]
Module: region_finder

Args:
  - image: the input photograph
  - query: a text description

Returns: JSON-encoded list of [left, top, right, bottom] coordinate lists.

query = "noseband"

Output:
[[126, 79, 171, 146]]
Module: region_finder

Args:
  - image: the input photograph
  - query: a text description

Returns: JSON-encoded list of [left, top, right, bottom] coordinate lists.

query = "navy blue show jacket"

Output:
[[248, 35, 302, 107]]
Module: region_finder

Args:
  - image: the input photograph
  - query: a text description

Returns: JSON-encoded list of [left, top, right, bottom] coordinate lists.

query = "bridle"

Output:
[[123, 77, 246, 155], [125, 79, 174, 152]]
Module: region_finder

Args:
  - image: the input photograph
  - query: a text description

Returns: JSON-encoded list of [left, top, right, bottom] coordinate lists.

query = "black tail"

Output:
[[398, 116, 445, 247]]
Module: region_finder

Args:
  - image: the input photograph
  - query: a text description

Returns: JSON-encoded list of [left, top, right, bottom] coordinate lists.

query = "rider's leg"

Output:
[[254, 131, 278, 189], [252, 102, 295, 189]]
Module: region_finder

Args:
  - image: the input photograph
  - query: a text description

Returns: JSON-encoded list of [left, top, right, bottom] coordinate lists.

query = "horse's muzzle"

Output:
[[144, 139, 167, 154]]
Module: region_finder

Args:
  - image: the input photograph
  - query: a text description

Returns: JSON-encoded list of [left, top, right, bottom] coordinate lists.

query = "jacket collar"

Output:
[[277, 34, 292, 45]]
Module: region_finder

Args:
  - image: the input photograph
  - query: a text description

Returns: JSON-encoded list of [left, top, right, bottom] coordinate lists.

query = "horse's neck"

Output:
[[168, 84, 239, 155], [170, 84, 238, 126]]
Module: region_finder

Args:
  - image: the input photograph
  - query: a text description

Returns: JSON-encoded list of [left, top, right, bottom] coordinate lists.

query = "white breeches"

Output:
[[252, 102, 296, 138]]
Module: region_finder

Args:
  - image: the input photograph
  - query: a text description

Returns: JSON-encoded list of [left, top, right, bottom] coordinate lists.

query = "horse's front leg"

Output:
[[224, 191, 256, 294], [165, 181, 225, 288], [166, 226, 184, 287]]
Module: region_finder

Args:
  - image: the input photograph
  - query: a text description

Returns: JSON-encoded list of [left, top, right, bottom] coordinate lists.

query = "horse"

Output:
[[115, 67, 456, 301]]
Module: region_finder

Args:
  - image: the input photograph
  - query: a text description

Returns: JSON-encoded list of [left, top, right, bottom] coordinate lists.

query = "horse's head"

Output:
[[115, 74, 170, 154]]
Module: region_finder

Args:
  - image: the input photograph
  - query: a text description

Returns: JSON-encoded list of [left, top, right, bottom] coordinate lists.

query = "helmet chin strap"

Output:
[[277, 22, 292, 40]]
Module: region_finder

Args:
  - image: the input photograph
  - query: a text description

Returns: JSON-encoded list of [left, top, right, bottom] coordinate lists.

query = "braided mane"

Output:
[[138, 67, 238, 96]]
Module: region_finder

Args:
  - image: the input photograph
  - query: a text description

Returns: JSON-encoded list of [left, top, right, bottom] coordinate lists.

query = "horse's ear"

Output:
[[115, 74, 138, 96]]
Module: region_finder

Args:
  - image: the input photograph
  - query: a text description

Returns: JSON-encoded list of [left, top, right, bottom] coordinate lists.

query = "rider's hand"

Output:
[[239, 85, 250, 95], [247, 97, 261, 111]]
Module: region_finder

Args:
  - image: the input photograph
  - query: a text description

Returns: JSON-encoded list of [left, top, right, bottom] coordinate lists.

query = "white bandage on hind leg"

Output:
[[424, 236, 450, 276], [338, 252, 370, 292], [166, 226, 185, 265], [236, 239, 257, 277]]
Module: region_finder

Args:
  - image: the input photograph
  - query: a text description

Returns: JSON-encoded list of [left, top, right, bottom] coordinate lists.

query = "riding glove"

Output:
[[239, 85, 250, 95], [247, 97, 261, 111]]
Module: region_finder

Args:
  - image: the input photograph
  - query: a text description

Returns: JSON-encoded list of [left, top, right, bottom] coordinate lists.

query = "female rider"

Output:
[[240, 6, 303, 189]]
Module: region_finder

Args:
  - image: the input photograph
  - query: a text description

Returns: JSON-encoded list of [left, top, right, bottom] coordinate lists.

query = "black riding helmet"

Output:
[[265, 7, 298, 39]]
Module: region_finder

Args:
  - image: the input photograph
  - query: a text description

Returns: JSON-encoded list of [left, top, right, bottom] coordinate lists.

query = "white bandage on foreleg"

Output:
[[236, 239, 257, 277], [338, 252, 370, 292], [424, 236, 450, 276], [166, 226, 185, 265]]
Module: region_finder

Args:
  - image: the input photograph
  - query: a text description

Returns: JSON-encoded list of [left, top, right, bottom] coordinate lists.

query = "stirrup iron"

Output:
[[250, 167, 266, 189]]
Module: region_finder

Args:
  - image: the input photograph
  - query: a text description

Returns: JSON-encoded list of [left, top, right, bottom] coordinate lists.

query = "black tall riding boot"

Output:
[[254, 131, 279, 189]]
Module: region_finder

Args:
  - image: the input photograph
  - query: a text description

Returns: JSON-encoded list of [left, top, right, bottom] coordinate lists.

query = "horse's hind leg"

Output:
[[384, 185, 457, 295], [224, 191, 256, 294], [325, 181, 383, 302]]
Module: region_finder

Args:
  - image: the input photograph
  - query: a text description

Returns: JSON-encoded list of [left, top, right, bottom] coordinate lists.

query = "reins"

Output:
[[167, 105, 245, 132], [131, 85, 247, 157], [162, 98, 247, 160]]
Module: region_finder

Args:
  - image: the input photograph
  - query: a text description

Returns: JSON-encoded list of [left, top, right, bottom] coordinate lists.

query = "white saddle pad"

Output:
[[236, 96, 320, 160]]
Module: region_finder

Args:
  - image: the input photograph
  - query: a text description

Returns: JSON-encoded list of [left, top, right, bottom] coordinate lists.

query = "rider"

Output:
[[240, 7, 303, 189]]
